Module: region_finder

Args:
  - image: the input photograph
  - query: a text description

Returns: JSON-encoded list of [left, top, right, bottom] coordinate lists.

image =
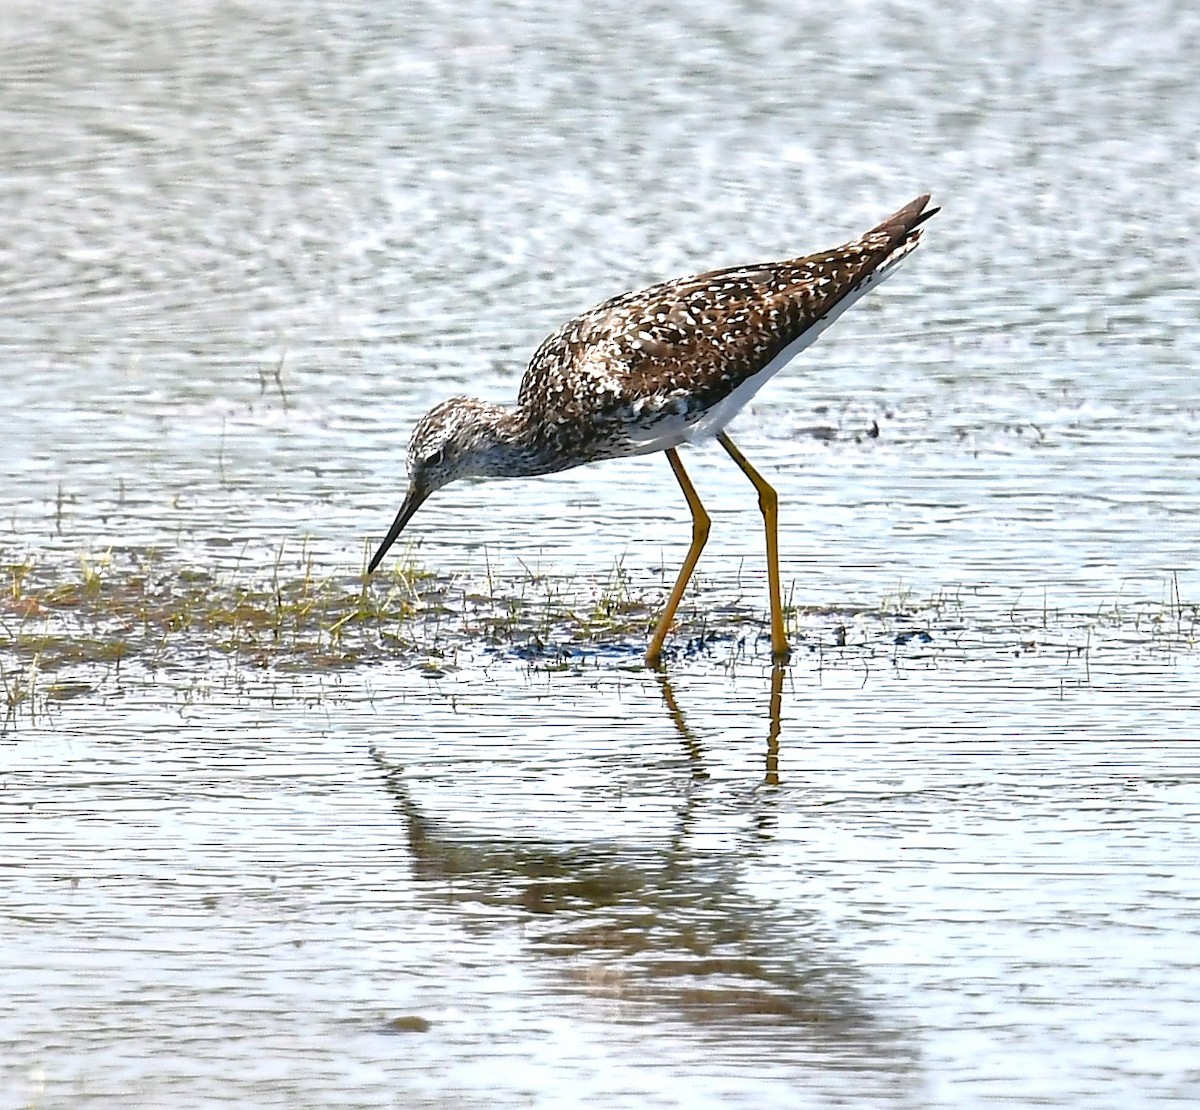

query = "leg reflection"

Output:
[[765, 662, 784, 788], [654, 664, 787, 786], [653, 668, 708, 783]]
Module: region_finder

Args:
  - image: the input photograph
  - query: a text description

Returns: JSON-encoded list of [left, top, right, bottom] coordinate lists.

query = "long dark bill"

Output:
[[367, 486, 429, 573]]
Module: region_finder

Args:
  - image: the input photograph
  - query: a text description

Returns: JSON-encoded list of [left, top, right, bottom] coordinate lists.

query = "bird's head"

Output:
[[366, 396, 507, 572]]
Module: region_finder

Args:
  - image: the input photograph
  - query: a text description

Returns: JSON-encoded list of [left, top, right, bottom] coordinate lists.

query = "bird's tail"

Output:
[[866, 194, 939, 257]]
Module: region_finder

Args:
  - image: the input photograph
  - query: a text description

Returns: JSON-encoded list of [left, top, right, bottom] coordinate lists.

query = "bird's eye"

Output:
[[427, 446, 447, 468]]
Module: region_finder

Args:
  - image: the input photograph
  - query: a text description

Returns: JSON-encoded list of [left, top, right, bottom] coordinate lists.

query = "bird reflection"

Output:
[[365, 665, 919, 1086]]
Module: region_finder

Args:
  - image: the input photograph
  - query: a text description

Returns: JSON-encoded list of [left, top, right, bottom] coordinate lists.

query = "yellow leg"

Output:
[[646, 448, 711, 668], [717, 432, 790, 661]]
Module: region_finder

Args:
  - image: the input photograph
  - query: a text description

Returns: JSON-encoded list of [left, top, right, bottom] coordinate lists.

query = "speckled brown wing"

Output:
[[516, 195, 935, 459]]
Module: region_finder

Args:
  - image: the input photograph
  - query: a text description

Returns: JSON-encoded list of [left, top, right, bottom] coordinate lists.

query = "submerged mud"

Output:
[[4, 544, 1195, 734]]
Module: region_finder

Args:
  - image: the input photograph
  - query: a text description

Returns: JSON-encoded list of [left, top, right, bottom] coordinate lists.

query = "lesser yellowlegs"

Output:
[[368, 194, 937, 666]]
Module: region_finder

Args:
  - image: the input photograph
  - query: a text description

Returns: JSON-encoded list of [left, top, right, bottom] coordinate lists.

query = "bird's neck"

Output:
[[465, 402, 563, 479]]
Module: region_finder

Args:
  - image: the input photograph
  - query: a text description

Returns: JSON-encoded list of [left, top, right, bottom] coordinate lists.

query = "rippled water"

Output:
[[3, 0, 1200, 1107]]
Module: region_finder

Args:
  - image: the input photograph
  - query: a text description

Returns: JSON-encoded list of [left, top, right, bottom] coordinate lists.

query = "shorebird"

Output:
[[368, 194, 936, 666]]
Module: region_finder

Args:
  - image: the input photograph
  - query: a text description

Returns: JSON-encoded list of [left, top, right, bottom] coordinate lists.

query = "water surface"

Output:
[[3, 1, 1200, 1106]]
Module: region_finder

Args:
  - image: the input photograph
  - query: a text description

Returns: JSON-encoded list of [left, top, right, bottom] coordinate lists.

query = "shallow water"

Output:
[[3, 0, 1200, 1107]]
